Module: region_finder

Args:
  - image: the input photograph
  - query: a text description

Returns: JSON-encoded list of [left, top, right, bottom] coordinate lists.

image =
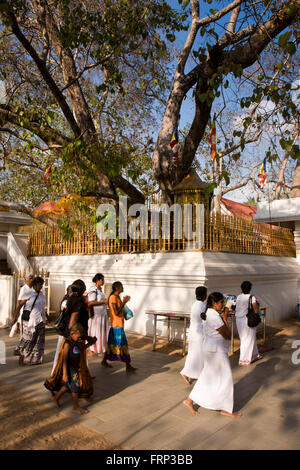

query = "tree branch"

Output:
[[0, 1, 81, 137]]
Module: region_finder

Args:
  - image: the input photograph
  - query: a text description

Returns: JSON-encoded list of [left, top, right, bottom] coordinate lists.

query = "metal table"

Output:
[[145, 310, 190, 357], [146, 306, 267, 357]]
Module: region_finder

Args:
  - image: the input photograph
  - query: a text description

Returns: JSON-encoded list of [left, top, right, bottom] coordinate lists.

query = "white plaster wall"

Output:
[[29, 251, 300, 338], [0, 276, 13, 326], [14, 233, 29, 258]]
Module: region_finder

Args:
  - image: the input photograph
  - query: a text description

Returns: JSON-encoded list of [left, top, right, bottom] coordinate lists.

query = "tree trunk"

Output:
[[274, 123, 299, 199], [291, 158, 300, 198]]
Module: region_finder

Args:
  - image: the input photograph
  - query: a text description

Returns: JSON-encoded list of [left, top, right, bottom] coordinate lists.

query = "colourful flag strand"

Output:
[[210, 116, 217, 160], [258, 157, 267, 188], [170, 123, 179, 167], [43, 167, 51, 193]]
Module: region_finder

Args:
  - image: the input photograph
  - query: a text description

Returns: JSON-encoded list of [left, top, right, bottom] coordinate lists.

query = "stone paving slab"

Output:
[[0, 322, 300, 450]]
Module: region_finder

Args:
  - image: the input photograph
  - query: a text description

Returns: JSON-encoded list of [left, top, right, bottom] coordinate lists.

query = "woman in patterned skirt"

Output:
[[13, 277, 47, 366], [104, 281, 136, 372], [44, 280, 94, 398]]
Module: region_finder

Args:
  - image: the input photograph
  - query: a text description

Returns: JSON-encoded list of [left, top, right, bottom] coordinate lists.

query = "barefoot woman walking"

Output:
[[183, 292, 241, 418], [180, 286, 207, 385], [104, 281, 136, 372]]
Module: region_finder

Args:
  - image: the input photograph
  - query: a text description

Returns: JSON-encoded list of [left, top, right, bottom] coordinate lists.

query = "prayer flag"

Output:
[[43, 167, 51, 192], [258, 157, 267, 188], [170, 123, 179, 167], [210, 116, 217, 160]]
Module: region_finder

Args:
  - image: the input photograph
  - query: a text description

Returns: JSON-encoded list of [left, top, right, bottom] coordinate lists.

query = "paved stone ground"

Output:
[[0, 321, 300, 450]]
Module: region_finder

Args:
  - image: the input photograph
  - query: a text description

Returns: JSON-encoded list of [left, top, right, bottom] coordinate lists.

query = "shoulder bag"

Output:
[[246, 295, 261, 328], [123, 304, 134, 321], [22, 292, 40, 322]]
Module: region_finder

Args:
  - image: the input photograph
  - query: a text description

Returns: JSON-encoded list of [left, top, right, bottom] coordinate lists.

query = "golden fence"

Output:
[[28, 213, 296, 258]]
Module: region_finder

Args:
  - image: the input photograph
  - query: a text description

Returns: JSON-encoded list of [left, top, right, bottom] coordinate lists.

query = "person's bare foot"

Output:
[[79, 397, 93, 404], [182, 399, 198, 415], [220, 410, 242, 418], [251, 354, 263, 364], [52, 396, 61, 408], [181, 374, 191, 385], [73, 407, 89, 415], [88, 351, 96, 357], [101, 360, 112, 368]]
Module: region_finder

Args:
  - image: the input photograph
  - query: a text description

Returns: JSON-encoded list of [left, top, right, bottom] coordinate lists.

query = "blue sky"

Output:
[[162, 1, 298, 203]]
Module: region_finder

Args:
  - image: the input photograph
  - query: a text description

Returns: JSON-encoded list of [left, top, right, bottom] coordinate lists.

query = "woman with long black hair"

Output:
[[183, 292, 241, 418], [44, 280, 95, 399], [104, 281, 136, 372]]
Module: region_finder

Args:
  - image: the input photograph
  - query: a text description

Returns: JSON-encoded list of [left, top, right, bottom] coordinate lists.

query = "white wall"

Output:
[[0, 276, 14, 327], [30, 251, 300, 337]]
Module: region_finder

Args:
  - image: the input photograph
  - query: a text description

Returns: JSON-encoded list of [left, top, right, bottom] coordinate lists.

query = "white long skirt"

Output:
[[180, 331, 204, 379], [88, 312, 109, 354], [51, 335, 63, 374], [189, 341, 233, 413], [236, 316, 259, 365]]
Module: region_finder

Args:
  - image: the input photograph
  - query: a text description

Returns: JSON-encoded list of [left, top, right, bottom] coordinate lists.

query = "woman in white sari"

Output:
[[236, 281, 262, 366], [180, 286, 207, 384], [183, 292, 241, 418]]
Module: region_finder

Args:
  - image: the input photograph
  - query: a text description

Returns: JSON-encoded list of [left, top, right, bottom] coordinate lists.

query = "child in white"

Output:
[[236, 281, 262, 366], [180, 286, 207, 384]]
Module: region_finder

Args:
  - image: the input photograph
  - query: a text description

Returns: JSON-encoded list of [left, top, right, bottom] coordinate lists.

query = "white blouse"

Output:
[[203, 308, 229, 353], [190, 300, 206, 335], [25, 290, 46, 331], [235, 293, 256, 318], [88, 286, 106, 316]]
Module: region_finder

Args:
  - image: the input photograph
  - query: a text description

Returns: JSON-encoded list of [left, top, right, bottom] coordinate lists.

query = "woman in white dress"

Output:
[[87, 273, 109, 366], [183, 292, 241, 418], [236, 281, 262, 366], [180, 286, 207, 385]]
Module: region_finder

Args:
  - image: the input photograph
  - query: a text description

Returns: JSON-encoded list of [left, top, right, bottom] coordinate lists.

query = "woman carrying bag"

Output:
[[44, 280, 95, 399], [104, 281, 136, 372], [235, 281, 262, 366], [13, 277, 47, 366]]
